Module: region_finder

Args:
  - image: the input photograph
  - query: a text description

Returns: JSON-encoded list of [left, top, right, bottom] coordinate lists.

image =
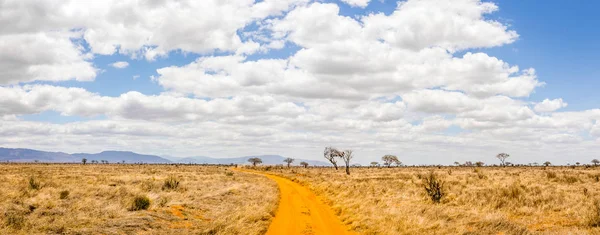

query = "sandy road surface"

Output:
[[236, 169, 355, 235]]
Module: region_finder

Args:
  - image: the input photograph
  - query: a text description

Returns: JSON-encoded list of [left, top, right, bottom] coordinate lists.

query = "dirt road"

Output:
[[238, 169, 355, 235]]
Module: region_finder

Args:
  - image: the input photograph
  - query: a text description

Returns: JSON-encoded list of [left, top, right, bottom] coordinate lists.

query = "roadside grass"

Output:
[[0, 164, 278, 235], [258, 166, 600, 234]]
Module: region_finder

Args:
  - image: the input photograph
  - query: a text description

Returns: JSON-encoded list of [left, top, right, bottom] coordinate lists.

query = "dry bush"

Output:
[[588, 199, 600, 227], [423, 171, 445, 203], [546, 171, 557, 179], [129, 195, 151, 211], [28, 176, 41, 190], [162, 175, 180, 190], [4, 210, 25, 230], [59, 190, 69, 199]]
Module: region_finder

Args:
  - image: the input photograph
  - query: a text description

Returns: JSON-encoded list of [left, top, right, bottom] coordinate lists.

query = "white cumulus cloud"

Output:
[[110, 61, 129, 69], [534, 98, 568, 113]]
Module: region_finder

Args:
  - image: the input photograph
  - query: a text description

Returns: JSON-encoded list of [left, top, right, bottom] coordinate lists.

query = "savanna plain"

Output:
[[2, 164, 600, 234]]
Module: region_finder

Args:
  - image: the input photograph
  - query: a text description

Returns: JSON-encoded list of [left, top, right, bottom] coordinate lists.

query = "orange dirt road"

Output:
[[237, 169, 355, 235]]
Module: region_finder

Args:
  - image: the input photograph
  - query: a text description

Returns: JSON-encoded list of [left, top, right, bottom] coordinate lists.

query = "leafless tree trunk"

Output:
[[341, 150, 353, 175]]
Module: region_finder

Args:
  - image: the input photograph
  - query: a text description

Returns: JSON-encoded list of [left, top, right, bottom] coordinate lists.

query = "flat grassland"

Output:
[[0, 164, 278, 235], [4, 164, 600, 235], [260, 166, 600, 235]]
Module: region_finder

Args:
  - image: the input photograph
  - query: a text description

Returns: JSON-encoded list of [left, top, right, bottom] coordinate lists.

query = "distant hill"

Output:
[[72, 151, 171, 163], [0, 148, 78, 162], [0, 147, 330, 166], [0, 148, 171, 163]]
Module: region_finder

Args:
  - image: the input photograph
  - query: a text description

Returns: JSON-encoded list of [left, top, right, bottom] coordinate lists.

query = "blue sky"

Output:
[[483, 0, 600, 111], [2, 0, 600, 165], [37, 0, 600, 110]]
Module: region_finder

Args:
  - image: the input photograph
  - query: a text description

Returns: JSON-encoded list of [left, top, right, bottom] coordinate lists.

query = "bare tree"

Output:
[[283, 158, 295, 168], [592, 159, 600, 166], [324, 146, 342, 170], [370, 161, 379, 167], [300, 161, 309, 168], [248, 157, 262, 167], [382, 155, 400, 168], [340, 150, 353, 175], [496, 153, 510, 167]]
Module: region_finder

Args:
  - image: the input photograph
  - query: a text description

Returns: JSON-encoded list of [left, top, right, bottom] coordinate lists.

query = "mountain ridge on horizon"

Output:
[[0, 147, 330, 166]]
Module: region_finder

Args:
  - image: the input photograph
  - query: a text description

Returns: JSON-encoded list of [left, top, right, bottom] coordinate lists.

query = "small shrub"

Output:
[[28, 176, 41, 190], [588, 199, 600, 227], [501, 182, 524, 200], [28, 205, 37, 212], [423, 171, 445, 203], [141, 180, 155, 191], [225, 171, 234, 176], [474, 169, 486, 179], [59, 190, 69, 199], [563, 175, 579, 184], [158, 197, 169, 207], [4, 211, 25, 229], [546, 171, 557, 179], [130, 195, 151, 211], [162, 176, 180, 190]]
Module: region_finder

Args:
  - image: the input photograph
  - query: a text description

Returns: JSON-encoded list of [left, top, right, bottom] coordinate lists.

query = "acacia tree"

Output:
[[543, 161, 552, 167], [592, 159, 600, 166], [475, 161, 485, 167], [324, 147, 342, 170], [283, 158, 295, 168], [496, 153, 510, 167], [248, 157, 262, 167], [300, 161, 309, 168], [382, 155, 400, 168], [340, 150, 354, 175], [370, 162, 379, 167], [82, 158, 87, 165]]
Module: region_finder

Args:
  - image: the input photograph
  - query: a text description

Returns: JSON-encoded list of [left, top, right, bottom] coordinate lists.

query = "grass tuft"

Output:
[[4, 210, 25, 229], [28, 176, 41, 190], [129, 195, 151, 211], [162, 176, 180, 190], [59, 190, 70, 199], [588, 199, 600, 227]]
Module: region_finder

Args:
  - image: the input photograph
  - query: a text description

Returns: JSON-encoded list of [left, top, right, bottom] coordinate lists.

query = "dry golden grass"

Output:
[[259, 166, 600, 235], [0, 164, 278, 235]]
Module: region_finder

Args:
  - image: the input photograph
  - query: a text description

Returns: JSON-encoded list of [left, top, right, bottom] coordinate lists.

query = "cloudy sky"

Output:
[[1, 0, 599, 165]]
